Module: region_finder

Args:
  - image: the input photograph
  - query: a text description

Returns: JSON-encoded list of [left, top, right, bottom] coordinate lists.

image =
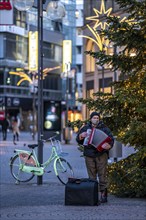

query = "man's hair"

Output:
[[90, 112, 100, 119]]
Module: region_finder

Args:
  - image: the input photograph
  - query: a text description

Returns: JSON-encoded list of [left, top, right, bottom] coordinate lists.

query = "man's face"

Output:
[[91, 115, 100, 125]]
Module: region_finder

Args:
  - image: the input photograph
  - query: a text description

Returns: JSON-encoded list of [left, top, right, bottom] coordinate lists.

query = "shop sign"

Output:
[[29, 31, 38, 71], [0, 111, 5, 120], [0, 0, 12, 10], [13, 98, 20, 106], [62, 40, 72, 73]]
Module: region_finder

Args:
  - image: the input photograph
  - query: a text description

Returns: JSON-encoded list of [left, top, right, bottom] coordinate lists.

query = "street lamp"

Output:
[[13, 0, 66, 185], [46, 1, 66, 20], [13, 0, 34, 11]]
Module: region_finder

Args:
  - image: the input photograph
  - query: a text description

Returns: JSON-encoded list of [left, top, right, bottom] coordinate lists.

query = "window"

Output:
[[86, 80, 94, 98], [43, 42, 62, 63], [76, 65, 82, 72], [76, 46, 82, 54], [54, 45, 62, 62], [14, 9, 26, 29], [0, 71, 4, 85], [5, 33, 27, 62], [86, 40, 95, 72], [43, 42, 54, 60], [99, 77, 112, 93], [77, 28, 83, 36], [44, 75, 61, 90]]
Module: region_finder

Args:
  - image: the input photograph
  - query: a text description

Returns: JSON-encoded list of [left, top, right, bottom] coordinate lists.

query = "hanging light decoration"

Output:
[[46, 1, 66, 20], [13, 0, 34, 11]]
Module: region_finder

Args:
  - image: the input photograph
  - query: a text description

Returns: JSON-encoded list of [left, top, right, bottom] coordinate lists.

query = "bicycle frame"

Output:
[[14, 149, 44, 176], [13, 140, 65, 176], [10, 134, 74, 184], [42, 146, 60, 169]]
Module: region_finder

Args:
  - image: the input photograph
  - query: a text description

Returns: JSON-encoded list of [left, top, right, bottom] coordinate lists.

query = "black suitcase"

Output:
[[65, 178, 99, 206]]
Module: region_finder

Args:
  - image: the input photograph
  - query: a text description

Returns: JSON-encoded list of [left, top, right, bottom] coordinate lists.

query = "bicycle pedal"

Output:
[[47, 171, 52, 173]]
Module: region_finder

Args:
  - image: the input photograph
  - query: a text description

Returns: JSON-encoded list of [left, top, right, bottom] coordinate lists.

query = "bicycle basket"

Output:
[[55, 140, 68, 157]]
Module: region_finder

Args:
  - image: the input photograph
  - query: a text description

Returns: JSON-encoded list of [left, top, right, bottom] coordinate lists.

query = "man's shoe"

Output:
[[100, 189, 107, 203]]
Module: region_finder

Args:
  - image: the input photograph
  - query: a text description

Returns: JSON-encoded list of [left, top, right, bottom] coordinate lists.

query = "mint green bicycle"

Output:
[[10, 133, 74, 185]]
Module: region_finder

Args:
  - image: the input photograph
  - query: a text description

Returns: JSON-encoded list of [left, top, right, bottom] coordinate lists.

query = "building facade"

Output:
[[82, 0, 125, 119], [0, 0, 76, 133]]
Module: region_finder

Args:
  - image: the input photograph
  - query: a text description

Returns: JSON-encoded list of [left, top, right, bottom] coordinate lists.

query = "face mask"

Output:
[[91, 118, 99, 125]]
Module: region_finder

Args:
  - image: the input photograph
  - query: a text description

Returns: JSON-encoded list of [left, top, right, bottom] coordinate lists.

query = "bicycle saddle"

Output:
[[28, 144, 38, 149]]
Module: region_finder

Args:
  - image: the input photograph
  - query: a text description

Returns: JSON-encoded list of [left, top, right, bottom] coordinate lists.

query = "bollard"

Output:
[[63, 127, 73, 144]]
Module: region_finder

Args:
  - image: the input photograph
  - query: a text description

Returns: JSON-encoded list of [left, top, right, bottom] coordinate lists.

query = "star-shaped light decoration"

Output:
[[86, 0, 112, 31], [79, 0, 112, 51]]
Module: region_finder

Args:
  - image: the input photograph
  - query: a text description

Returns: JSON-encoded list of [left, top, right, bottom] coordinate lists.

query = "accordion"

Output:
[[88, 127, 111, 152]]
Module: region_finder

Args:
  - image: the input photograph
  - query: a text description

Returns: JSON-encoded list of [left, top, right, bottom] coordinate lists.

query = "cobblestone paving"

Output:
[[0, 132, 146, 220], [0, 183, 146, 220]]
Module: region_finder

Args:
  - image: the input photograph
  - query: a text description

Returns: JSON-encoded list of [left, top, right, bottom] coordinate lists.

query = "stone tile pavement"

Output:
[[0, 131, 146, 220]]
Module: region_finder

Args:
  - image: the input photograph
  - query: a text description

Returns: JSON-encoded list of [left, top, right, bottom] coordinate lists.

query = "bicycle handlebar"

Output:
[[42, 131, 60, 143]]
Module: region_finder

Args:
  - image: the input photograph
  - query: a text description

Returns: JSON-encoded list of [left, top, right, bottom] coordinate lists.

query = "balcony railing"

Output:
[[0, 85, 62, 101]]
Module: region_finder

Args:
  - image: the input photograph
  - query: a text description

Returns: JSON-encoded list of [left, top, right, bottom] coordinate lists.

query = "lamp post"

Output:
[[29, 73, 38, 140], [37, 0, 44, 185], [13, 0, 66, 185], [65, 62, 70, 127]]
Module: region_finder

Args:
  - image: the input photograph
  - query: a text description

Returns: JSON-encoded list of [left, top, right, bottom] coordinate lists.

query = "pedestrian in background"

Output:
[[2, 117, 9, 141], [12, 117, 20, 145], [76, 111, 114, 203]]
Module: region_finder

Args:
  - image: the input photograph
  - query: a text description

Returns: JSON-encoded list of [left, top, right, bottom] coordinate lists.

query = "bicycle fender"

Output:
[[53, 157, 60, 176], [14, 149, 31, 154]]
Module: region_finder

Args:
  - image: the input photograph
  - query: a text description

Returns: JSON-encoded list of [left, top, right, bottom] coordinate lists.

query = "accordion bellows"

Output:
[[88, 127, 111, 152]]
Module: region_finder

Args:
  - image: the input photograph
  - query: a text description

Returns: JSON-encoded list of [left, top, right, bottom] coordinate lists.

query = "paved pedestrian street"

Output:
[[0, 132, 146, 220]]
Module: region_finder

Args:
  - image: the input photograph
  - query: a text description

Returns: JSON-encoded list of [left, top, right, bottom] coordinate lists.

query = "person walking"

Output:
[[12, 117, 20, 145], [76, 111, 114, 203], [1, 117, 9, 141]]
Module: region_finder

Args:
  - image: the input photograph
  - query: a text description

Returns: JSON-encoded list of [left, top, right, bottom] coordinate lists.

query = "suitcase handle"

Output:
[[68, 178, 81, 184], [68, 178, 98, 184]]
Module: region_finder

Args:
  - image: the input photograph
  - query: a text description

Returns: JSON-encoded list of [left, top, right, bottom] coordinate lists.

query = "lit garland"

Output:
[[9, 66, 61, 86]]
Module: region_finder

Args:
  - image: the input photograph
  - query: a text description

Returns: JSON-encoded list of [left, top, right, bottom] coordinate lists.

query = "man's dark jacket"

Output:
[[76, 121, 114, 158]]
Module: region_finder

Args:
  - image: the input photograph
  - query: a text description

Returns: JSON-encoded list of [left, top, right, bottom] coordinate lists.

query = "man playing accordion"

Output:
[[76, 111, 114, 203]]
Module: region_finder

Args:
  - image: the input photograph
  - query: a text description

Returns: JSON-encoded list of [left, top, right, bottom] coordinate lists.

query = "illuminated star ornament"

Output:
[[80, 0, 112, 50], [86, 0, 112, 31]]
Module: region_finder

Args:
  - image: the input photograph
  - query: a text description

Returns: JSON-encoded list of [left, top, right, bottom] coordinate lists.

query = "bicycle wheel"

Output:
[[10, 154, 35, 182], [55, 157, 74, 185]]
